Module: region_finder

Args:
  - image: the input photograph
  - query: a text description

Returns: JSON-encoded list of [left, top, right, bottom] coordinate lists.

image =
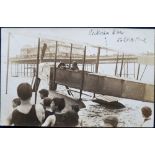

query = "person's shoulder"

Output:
[[48, 115, 56, 120], [43, 115, 56, 126], [12, 108, 18, 115], [5, 108, 16, 125], [40, 99, 44, 105], [35, 103, 44, 110]]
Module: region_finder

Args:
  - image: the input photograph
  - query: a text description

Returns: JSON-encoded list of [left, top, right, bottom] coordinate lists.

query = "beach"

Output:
[[1, 62, 154, 127]]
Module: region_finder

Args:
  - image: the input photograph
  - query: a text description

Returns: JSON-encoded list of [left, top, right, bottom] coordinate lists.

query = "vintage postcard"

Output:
[[0, 28, 154, 127]]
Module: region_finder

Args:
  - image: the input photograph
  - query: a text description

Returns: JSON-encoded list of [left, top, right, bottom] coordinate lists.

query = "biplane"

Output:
[[9, 38, 154, 109]]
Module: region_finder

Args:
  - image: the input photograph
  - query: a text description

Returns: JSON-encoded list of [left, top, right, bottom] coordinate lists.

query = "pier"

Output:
[[8, 39, 154, 103], [9, 39, 139, 78], [10, 54, 137, 64]]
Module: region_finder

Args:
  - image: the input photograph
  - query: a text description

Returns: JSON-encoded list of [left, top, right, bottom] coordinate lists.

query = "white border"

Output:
[[0, 0, 155, 26], [0, 0, 154, 155]]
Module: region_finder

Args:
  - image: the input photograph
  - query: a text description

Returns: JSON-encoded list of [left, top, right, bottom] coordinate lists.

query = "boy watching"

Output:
[[141, 106, 152, 127], [39, 89, 49, 99], [12, 98, 21, 109]]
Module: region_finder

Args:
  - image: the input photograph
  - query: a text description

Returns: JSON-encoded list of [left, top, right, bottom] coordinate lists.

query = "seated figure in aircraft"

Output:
[[70, 61, 79, 71], [58, 62, 66, 70]]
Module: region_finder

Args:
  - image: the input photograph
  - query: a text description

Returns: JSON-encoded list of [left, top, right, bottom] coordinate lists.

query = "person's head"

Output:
[[39, 89, 49, 99], [43, 97, 53, 108], [72, 61, 77, 67], [17, 83, 32, 101], [141, 106, 152, 118], [12, 98, 21, 109], [63, 111, 79, 127], [53, 98, 65, 112], [103, 116, 118, 128], [60, 62, 65, 67], [58, 62, 65, 68], [71, 104, 80, 113]]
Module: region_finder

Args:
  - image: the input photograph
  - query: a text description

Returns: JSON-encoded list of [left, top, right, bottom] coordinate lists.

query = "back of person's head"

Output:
[[17, 83, 32, 100], [53, 98, 65, 112], [39, 89, 49, 98], [63, 111, 79, 127], [71, 104, 80, 113], [12, 98, 21, 108], [141, 106, 152, 118], [103, 116, 118, 128], [43, 97, 52, 107]]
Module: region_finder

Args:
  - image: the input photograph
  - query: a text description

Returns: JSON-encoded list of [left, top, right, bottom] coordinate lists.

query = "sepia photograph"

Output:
[[0, 27, 154, 127]]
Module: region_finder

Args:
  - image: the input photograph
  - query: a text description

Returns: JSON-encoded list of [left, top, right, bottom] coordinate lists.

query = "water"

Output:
[[0, 63, 154, 127]]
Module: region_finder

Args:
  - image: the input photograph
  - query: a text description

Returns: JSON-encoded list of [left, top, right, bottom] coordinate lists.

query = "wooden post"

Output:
[[15, 63, 16, 76], [87, 64, 88, 71], [123, 63, 126, 77], [136, 63, 140, 80], [24, 63, 25, 76], [80, 46, 86, 100], [5, 32, 11, 94], [134, 62, 135, 78], [17, 63, 19, 76], [120, 53, 124, 77], [20, 63, 22, 76], [69, 43, 73, 68], [23, 64, 25, 76], [15, 63, 17, 76], [95, 47, 101, 73], [33, 66, 36, 76], [27, 63, 28, 76], [30, 64, 32, 76], [21, 64, 22, 76], [35, 38, 40, 105], [115, 53, 119, 76], [94, 47, 100, 98], [126, 56, 128, 78], [53, 41, 58, 84], [11, 63, 12, 77]]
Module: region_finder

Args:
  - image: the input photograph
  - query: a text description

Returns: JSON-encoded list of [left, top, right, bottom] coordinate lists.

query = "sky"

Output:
[[1, 28, 155, 62]]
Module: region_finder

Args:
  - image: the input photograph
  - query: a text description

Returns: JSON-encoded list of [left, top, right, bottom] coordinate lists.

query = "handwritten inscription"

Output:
[[88, 29, 147, 43], [89, 29, 124, 36], [117, 37, 146, 43]]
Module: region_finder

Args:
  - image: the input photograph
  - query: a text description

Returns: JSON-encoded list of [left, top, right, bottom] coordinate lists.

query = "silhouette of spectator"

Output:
[[103, 116, 118, 127], [141, 106, 152, 127], [12, 98, 21, 109], [71, 61, 79, 71], [6, 83, 45, 126], [39, 89, 49, 99]]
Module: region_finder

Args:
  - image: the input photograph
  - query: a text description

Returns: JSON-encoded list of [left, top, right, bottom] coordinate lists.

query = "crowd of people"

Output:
[[5, 83, 80, 127], [5, 61, 153, 127], [5, 81, 153, 127]]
